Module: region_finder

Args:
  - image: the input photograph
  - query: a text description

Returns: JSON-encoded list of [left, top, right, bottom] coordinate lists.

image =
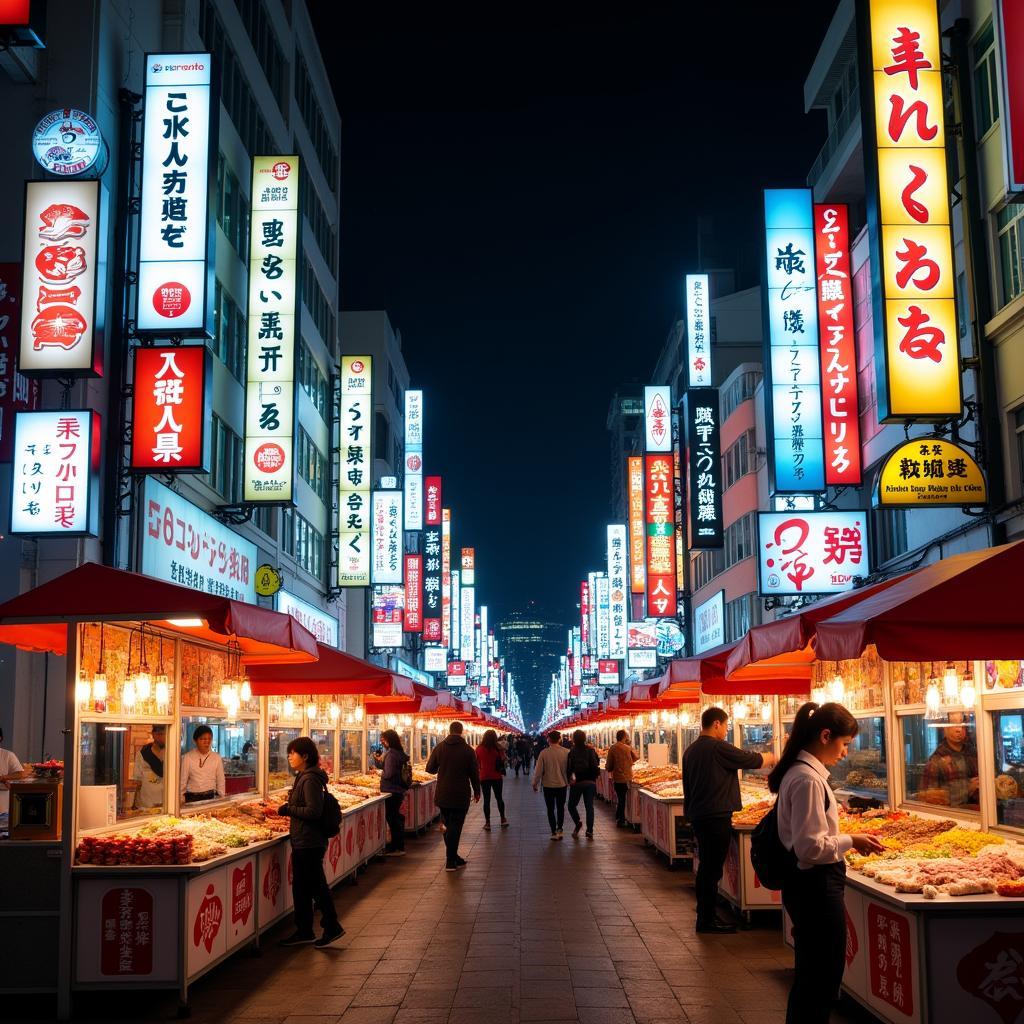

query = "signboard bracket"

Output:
[[212, 503, 255, 527]]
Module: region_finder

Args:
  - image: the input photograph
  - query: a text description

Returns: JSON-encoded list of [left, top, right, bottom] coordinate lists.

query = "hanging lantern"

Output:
[[828, 674, 845, 703], [760, 702, 773, 723], [76, 669, 92, 706], [329, 702, 341, 721], [306, 702, 317, 720], [943, 663, 959, 701], [122, 677, 137, 711], [732, 700, 749, 722], [283, 697, 296, 718], [240, 676, 252, 703]]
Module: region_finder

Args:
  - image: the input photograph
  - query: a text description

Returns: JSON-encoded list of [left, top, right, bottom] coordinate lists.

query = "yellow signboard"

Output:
[[254, 564, 283, 597], [876, 438, 986, 507]]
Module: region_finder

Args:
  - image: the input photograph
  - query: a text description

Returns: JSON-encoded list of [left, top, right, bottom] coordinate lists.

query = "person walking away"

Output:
[[566, 730, 600, 839], [682, 707, 778, 934], [604, 729, 638, 827], [426, 721, 481, 871], [532, 731, 570, 839], [519, 736, 533, 775], [277, 737, 344, 948], [476, 729, 510, 830], [771, 703, 884, 1024], [374, 729, 410, 856]]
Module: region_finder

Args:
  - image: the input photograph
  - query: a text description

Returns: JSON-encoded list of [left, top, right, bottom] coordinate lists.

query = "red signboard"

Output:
[[868, 902, 914, 1017], [131, 345, 209, 470], [814, 204, 862, 486], [598, 659, 618, 674], [0, 263, 39, 461], [580, 580, 591, 649], [100, 887, 154, 976], [645, 453, 677, 618], [424, 475, 442, 526], [447, 661, 466, 675], [230, 862, 253, 927], [999, 1, 1024, 192], [404, 554, 423, 632], [0, 2, 30, 24], [628, 456, 646, 594], [423, 618, 441, 642]]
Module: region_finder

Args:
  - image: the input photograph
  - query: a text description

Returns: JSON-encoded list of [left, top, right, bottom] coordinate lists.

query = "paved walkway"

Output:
[[22, 774, 877, 1024]]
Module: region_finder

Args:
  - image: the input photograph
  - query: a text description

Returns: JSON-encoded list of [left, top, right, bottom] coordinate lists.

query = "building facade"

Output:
[[497, 602, 565, 725]]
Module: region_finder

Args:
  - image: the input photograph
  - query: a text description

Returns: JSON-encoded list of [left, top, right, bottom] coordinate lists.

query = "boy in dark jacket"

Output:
[[278, 737, 344, 948], [425, 721, 481, 871]]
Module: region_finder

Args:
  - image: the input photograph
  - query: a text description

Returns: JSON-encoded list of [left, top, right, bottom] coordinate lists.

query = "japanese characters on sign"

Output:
[[628, 455, 646, 594], [814, 204, 863, 486], [876, 437, 986, 507], [867, 903, 914, 1018], [0, 263, 39, 460], [422, 524, 443, 642], [859, 0, 962, 419], [451, 569, 461, 658], [685, 273, 712, 387], [424, 475, 442, 526], [644, 454, 677, 618], [460, 584, 475, 658], [10, 409, 99, 536], [580, 580, 591, 652], [461, 547, 475, 586], [606, 524, 628, 659], [131, 345, 210, 471], [20, 180, 104, 376], [763, 188, 825, 493], [137, 53, 216, 335], [442, 508, 452, 651], [644, 385, 672, 453], [403, 554, 423, 632], [371, 586, 405, 648], [598, 659, 620, 687], [404, 390, 423, 530], [276, 589, 338, 648], [371, 489, 403, 585], [244, 156, 299, 502], [32, 108, 105, 177], [757, 510, 870, 597], [338, 356, 372, 587], [595, 574, 611, 660], [587, 571, 599, 657], [140, 477, 256, 602], [423, 646, 447, 673], [997, 1, 1024, 193], [684, 389, 724, 548], [694, 590, 725, 654], [447, 661, 467, 689]]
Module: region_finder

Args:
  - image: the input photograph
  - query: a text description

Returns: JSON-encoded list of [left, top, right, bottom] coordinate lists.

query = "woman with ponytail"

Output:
[[770, 702, 883, 1024]]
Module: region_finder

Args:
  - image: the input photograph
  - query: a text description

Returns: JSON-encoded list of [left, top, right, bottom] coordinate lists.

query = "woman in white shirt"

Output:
[[769, 703, 884, 1024], [180, 725, 226, 804]]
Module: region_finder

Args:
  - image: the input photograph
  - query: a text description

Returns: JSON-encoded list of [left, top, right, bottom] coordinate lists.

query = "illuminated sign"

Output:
[[580, 579, 591, 652], [774, 495, 817, 512], [447, 661, 467, 689], [0, 263, 40, 460], [684, 388, 723, 548], [451, 569, 461, 657], [685, 273, 712, 386], [404, 390, 423, 530], [338, 356, 372, 586], [460, 584, 475, 656], [628, 620, 658, 650], [32, 108, 104, 177], [404, 554, 423, 632], [628, 648, 658, 669], [425, 475, 442, 526], [130, 345, 210, 471], [763, 187, 824, 493], [442, 508, 452, 650], [10, 409, 99, 536], [598, 660, 620, 687], [423, 646, 447, 673], [422, 524, 442, 641], [277, 589, 338, 648], [757, 510, 869, 597], [645, 454, 677, 618], [693, 590, 725, 654], [461, 547, 475, 586], [876, 437, 986, 507], [20, 179, 104, 376], [243, 156, 299, 501], [997, 1, 1024, 192], [859, 0, 961, 419], [371, 489, 403, 585], [814, 203, 862, 486], [137, 53, 216, 335], [644, 385, 672, 453], [372, 586, 405, 648], [606, 524, 628, 659], [628, 455, 646, 594], [595, 574, 611, 660]]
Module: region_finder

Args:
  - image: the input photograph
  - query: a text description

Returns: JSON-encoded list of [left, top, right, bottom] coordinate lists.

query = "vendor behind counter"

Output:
[[0, 724, 29, 818]]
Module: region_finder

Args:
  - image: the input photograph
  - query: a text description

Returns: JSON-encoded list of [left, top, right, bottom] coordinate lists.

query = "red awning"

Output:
[[249, 644, 418, 697], [0, 562, 318, 663], [814, 542, 1024, 662], [667, 641, 810, 696], [365, 683, 444, 717]]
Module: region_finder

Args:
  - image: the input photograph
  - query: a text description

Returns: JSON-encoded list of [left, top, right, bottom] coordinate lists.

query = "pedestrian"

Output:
[[180, 724, 225, 804], [532, 730, 570, 839], [519, 736, 533, 775], [476, 728, 510, 830], [682, 707, 777, 934], [425, 721, 481, 871], [603, 729, 638, 827], [373, 728, 410, 856], [277, 736, 345, 948], [771, 702, 884, 1024], [566, 729, 599, 839]]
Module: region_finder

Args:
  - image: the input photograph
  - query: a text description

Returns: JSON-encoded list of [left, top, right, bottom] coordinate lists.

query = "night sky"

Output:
[[315, 2, 838, 639]]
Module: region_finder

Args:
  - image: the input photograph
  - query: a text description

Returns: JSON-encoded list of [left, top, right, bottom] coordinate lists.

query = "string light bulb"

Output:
[[329, 702, 341, 721], [943, 663, 959, 701], [306, 702, 317, 720], [761, 702, 773, 723], [239, 676, 252, 703], [76, 670, 92, 705], [283, 698, 295, 718], [828, 674, 845, 703], [732, 700, 749, 722]]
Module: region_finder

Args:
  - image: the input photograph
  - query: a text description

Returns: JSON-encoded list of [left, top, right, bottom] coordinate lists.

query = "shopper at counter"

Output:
[[133, 724, 167, 810], [922, 716, 979, 809], [180, 725, 225, 803], [374, 729, 409, 856], [604, 729, 638, 827], [426, 721, 481, 871]]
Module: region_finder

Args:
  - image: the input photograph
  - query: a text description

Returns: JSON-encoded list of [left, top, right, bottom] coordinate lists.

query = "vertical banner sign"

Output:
[[0, 263, 40, 460], [479, 606, 489, 689], [644, 385, 672, 452], [451, 569, 461, 658], [606, 525, 628, 659], [579, 580, 591, 653], [460, 585, 475, 664], [422, 524, 442, 642], [10, 409, 99, 535], [404, 389, 423, 530], [859, 0, 961, 419], [244, 156, 299, 502], [371, 490, 403, 585], [814, 204, 863, 485], [684, 389, 724, 548], [595, 574, 611, 660], [403, 554, 422, 632], [338, 356, 372, 586], [763, 188, 825, 493], [587, 571, 599, 658], [628, 456, 646, 595], [461, 547, 475, 586], [441, 508, 452, 650], [424, 476, 442, 526], [685, 273, 712, 387], [997, 0, 1024, 192], [137, 54, 216, 335], [131, 345, 210, 471], [20, 180, 104, 376], [672, 412, 686, 594], [644, 454, 677, 618]]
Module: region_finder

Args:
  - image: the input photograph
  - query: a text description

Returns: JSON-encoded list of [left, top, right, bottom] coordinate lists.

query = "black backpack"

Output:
[[320, 786, 342, 838], [399, 754, 413, 789], [750, 785, 830, 891]]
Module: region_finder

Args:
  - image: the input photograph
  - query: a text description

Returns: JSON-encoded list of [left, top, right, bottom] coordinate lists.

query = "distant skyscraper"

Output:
[[498, 602, 565, 726]]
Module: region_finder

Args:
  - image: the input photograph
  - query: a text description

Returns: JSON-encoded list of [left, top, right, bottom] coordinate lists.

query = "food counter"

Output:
[[637, 787, 692, 865], [401, 767, 439, 833]]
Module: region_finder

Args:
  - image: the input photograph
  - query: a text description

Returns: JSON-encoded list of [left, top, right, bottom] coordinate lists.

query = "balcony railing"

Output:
[[807, 89, 860, 187]]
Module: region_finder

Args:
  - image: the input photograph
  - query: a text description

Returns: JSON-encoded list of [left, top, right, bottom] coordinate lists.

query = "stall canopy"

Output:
[[813, 541, 1024, 663], [249, 643, 418, 698], [668, 641, 811, 696], [364, 683, 444, 718], [0, 562, 318, 663]]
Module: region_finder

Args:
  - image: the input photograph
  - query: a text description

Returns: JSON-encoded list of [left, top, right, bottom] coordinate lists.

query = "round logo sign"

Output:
[[406, 454, 422, 472], [655, 620, 685, 657], [254, 564, 282, 597], [254, 442, 286, 474], [32, 108, 105, 177], [271, 160, 291, 180], [152, 282, 192, 319], [351, 359, 365, 374]]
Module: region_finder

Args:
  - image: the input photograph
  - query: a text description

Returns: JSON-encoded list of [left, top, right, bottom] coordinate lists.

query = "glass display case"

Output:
[[737, 720, 773, 779], [901, 711, 979, 812], [990, 707, 1024, 830], [810, 648, 884, 713], [179, 716, 259, 803], [830, 715, 889, 802]]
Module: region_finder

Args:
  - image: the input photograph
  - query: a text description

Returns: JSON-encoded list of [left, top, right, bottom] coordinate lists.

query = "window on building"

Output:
[[299, 161, 338, 277], [216, 154, 249, 261], [251, 505, 275, 538], [997, 203, 1024, 307], [282, 508, 324, 581], [723, 429, 757, 490], [232, 0, 286, 101], [209, 281, 246, 382], [874, 506, 909, 564], [374, 412, 390, 463], [720, 371, 763, 421], [297, 427, 328, 505], [1014, 406, 1024, 495], [294, 54, 339, 186], [207, 415, 243, 501], [297, 340, 328, 422], [302, 260, 337, 347], [690, 513, 755, 591], [724, 593, 761, 644], [973, 19, 999, 138]]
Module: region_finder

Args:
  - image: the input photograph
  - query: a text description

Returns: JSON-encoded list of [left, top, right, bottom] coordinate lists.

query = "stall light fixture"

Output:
[[925, 681, 943, 719], [166, 617, 204, 628], [76, 669, 91, 706], [680, 712, 691, 727], [732, 700, 749, 722], [828, 674, 845, 703], [104, 724, 128, 732], [959, 667, 976, 709], [811, 685, 826, 705], [283, 698, 296, 718], [239, 676, 252, 703], [122, 677, 137, 711], [92, 671, 107, 704], [761, 702, 773, 723], [354, 705, 364, 722], [306, 702, 317, 720], [942, 663, 959, 701], [329, 703, 341, 721]]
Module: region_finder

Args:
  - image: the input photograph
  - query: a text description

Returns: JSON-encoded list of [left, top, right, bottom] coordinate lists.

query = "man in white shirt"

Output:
[[180, 725, 225, 803], [133, 724, 167, 810], [532, 731, 570, 839], [0, 726, 27, 818]]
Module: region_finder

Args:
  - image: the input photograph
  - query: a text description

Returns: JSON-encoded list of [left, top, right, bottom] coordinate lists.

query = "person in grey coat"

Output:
[[425, 721, 481, 871]]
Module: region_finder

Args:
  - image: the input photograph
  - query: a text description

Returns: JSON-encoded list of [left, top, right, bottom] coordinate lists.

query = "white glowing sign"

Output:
[[371, 489, 403, 585], [338, 356, 372, 586], [404, 389, 423, 530], [606, 524, 628, 659], [644, 385, 672, 453], [685, 273, 711, 387]]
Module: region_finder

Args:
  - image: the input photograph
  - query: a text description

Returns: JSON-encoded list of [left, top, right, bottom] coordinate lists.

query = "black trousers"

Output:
[[291, 845, 339, 935], [384, 792, 405, 851], [543, 785, 566, 833], [439, 806, 467, 866], [568, 781, 596, 832], [481, 779, 505, 822], [614, 781, 629, 823], [782, 862, 847, 1024], [691, 815, 733, 925]]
